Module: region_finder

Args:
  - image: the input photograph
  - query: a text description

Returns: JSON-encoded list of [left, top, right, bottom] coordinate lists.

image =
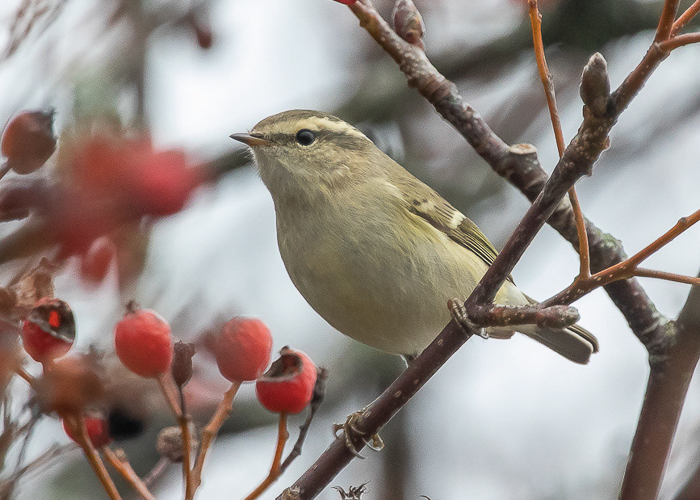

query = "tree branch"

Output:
[[348, 0, 673, 354]]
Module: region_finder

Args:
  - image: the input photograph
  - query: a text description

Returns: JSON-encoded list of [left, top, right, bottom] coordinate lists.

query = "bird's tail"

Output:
[[521, 323, 599, 364]]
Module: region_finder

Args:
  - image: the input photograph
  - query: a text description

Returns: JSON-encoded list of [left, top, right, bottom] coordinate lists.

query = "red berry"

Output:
[[80, 236, 117, 284], [114, 303, 173, 378], [215, 318, 272, 382], [333, 0, 358, 4], [255, 347, 317, 414], [1, 110, 56, 174], [63, 416, 112, 448], [131, 149, 201, 216], [21, 298, 75, 363]]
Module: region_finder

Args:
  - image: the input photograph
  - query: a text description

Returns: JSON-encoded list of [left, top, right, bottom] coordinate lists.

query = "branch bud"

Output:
[[580, 53, 611, 118], [392, 0, 426, 51]]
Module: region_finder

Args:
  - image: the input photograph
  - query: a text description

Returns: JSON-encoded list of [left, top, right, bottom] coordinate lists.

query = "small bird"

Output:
[[231, 110, 598, 364]]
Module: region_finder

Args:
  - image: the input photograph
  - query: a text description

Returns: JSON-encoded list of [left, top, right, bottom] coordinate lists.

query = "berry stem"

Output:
[[243, 412, 289, 500], [102, 447, 157, 500], [157, 373, 181, 419], [12, 366, 36, 387], [189, 381, 241, 497], [0, 162, 9, 182], [180, 409, 194, 500], [66, 415, 122, 500]]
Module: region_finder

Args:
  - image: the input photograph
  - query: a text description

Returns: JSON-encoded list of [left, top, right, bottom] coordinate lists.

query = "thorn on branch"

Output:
[[391, 0, 425, 51], [580, 53, 611, 119]]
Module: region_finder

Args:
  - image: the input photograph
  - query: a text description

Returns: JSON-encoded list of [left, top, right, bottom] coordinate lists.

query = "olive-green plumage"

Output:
[[231, 110, 598, 363]]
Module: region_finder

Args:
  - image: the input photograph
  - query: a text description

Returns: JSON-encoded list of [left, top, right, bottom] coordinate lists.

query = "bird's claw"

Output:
[[332, 411, 384, 458], [448, 298, 488, 339]]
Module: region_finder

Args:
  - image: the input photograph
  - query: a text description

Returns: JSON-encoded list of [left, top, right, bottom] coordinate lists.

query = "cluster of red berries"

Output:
[[18, 294, 317, 448], [0, 110, 206, 286], [113, 305, 317, 414]]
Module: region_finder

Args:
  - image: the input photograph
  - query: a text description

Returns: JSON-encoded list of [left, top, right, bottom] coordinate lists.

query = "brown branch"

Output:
[[349, 0, 671, 354], [276, 1, 698, 498], [672, 0, 700, 36], [190, 381, 241, 494], [655, 0, 682, 42], [278, 319, 477, 500], [467, 303, 579, 330], [620, 282, 700, 500], [244, 413, 289, 500], [660, 32, 700, 51], [633, 268, 700, 286], [102, 448, 157, 500]]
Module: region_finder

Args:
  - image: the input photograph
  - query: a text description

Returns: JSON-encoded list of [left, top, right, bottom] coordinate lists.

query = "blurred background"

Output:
[[1, 0, 700, 499]]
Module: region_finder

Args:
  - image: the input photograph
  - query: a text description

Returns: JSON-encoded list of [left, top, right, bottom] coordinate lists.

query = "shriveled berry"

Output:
[[63, 415, 112, 448], [256, 347, 317, 414], [114, 303, 173, 378], [21, 297, 75, 363], [37, 354, 104, 415], [1, 110, 56, 174], [215, 318, 272, 382]]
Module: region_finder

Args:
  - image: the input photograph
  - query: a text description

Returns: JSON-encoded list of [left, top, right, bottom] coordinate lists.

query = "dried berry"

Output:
[[215, 318, 272, 382], [21, 297, 75, 363], [114, 302, 173, 378], [156, 424, 198, 463], [256, 347, 317, 414], [1, 110, 56, 174], [37, 355, 104, 415], [172, 341, 195, 387], [63, 415, 112, 448]]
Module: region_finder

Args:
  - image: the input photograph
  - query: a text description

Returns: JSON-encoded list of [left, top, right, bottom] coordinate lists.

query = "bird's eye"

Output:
[[295, 129, 316, 146]]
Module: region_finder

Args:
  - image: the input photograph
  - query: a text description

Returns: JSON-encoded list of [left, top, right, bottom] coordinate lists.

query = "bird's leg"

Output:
[[332, 410, 384, 458], [448, 298, 488, 339]]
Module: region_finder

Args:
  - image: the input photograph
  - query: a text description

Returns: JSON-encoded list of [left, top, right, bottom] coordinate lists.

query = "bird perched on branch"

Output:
[[231, 110, 598, 364]]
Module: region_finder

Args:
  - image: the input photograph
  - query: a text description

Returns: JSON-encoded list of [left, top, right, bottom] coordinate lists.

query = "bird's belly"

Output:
[[278, 218, 479, 356]]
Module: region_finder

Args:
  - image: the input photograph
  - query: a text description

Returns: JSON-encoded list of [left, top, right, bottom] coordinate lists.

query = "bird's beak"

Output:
[[229, 133, 273, 147]]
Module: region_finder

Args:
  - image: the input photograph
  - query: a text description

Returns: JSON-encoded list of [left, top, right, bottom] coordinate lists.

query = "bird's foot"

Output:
[[448, 298, 488, 339], [332, 410, 384, 458]]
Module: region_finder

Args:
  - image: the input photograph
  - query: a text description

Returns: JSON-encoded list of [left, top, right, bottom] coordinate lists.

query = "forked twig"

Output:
[[102, 447, 157, 500], [243, 413, 289, 500]]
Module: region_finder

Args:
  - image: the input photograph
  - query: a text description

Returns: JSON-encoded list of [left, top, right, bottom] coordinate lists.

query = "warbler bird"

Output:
[[231, 110, 598, 364]]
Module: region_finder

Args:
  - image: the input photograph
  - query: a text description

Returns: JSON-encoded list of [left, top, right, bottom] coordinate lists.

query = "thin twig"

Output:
[[190, 381, 241, 494], [156, 374, 181, 419], [0, 163, 10, 183], [280, 368, 328, 473], [12, 367, 35, 387], [671, 0, 700, 36], [67, 416, 122, 500], [102, 448, 157, 500], [633, 268, 700, 286], [655, 0, 682, 42], [660, 32, 700, 51], [142, 458, 169, 487], [527, 0, 590, 279], [244, 413, 289, 500], [543, 209, 700, 306], [176, 384, 194, 500]]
